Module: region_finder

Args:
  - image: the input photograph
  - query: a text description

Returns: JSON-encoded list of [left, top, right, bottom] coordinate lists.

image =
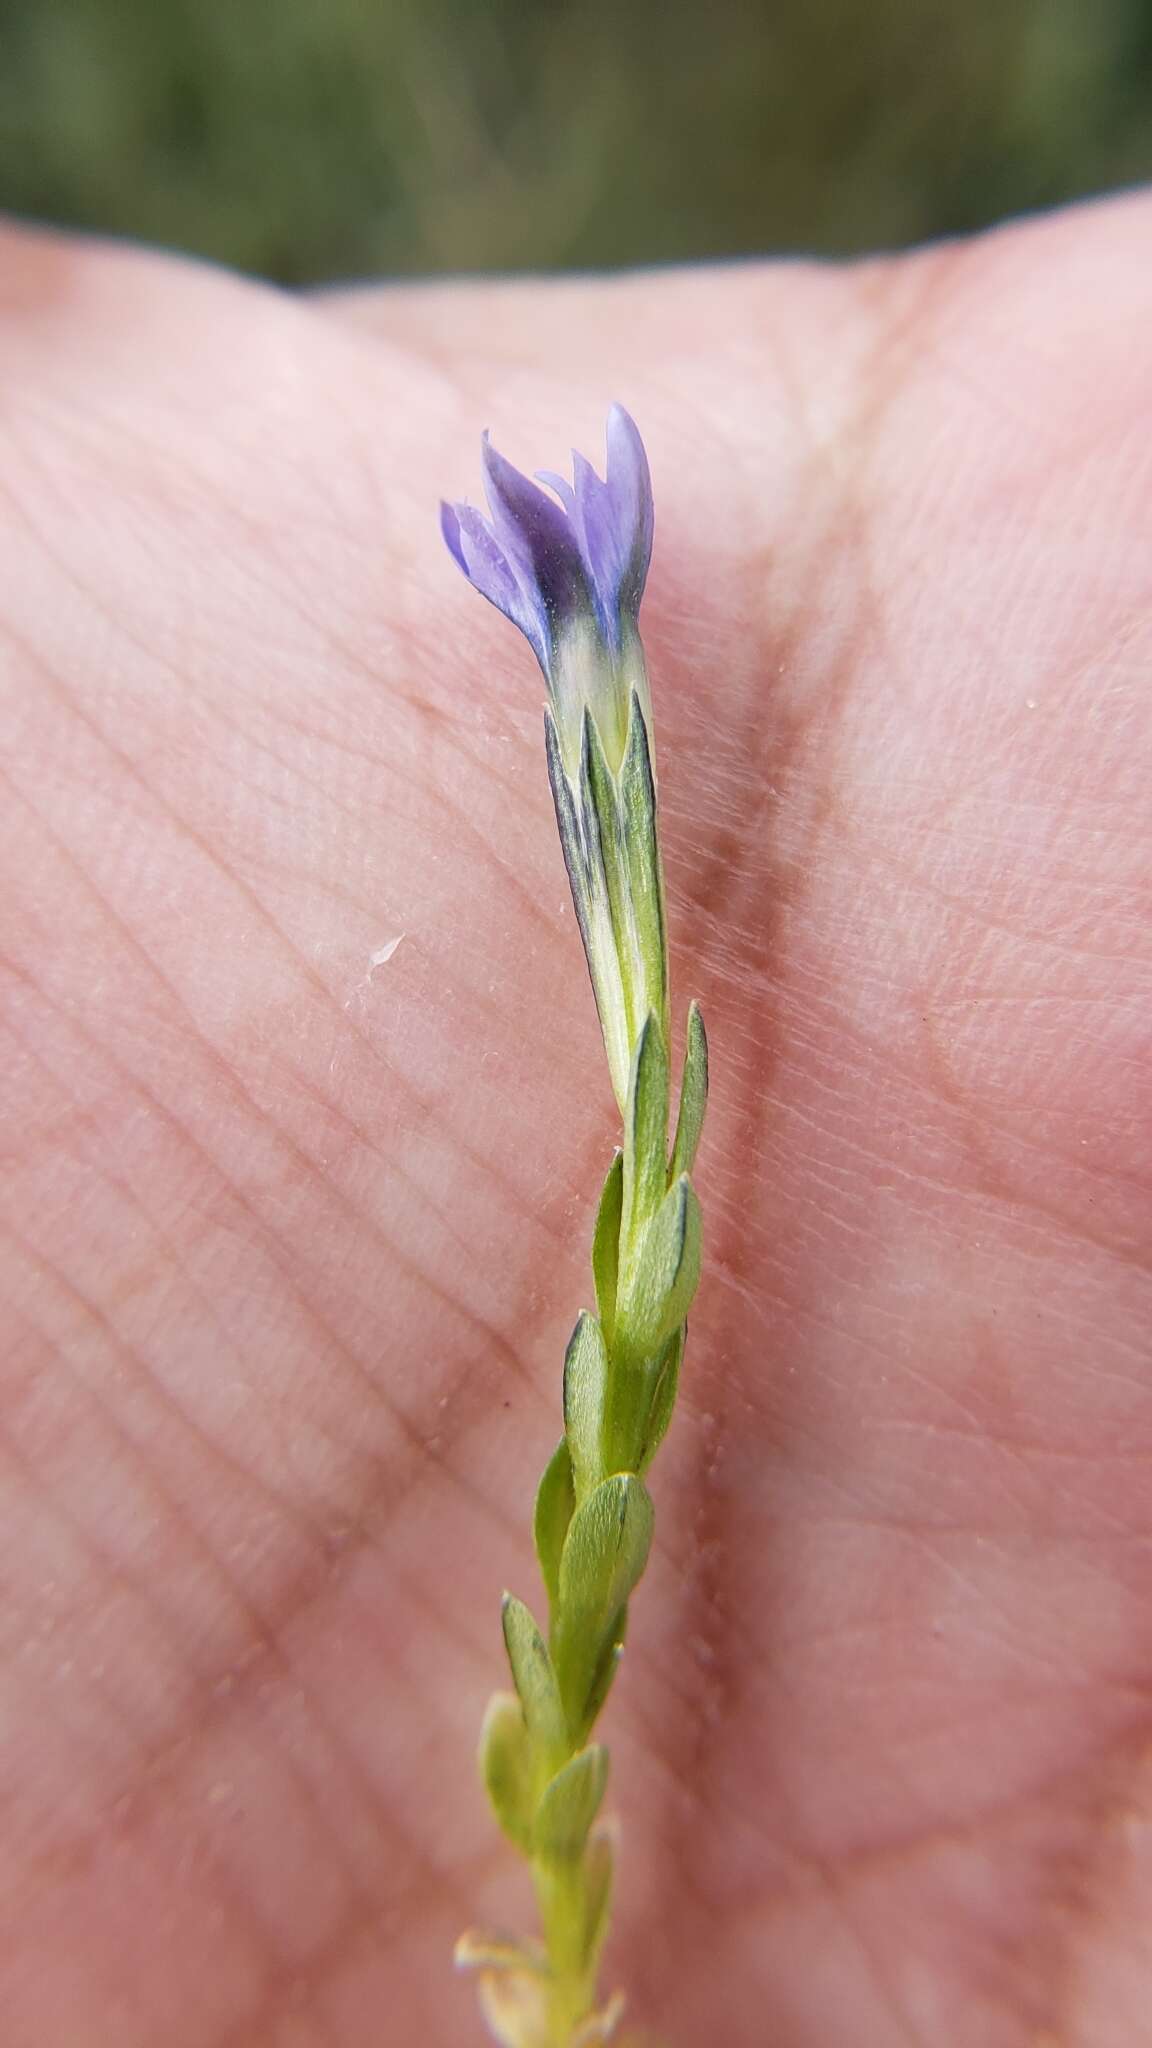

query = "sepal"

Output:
[[619, 691, 667, 1041], [581, 707, 631, 1011], [545, 707, 631, 1110]]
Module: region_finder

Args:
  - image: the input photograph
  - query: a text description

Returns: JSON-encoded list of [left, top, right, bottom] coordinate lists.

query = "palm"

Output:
[[1, 194, 1149, 2048]]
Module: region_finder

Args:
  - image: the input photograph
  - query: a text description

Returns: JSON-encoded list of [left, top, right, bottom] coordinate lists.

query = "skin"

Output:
[[0, 189, 1149, 2048]]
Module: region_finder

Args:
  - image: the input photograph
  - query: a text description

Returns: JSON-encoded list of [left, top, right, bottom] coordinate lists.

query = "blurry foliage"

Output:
[[1, 0, 1151, 282]]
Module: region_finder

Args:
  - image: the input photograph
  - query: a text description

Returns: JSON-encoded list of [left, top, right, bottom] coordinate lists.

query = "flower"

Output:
[[442, 409, 666, 1110], [441, 405, 653, 778]]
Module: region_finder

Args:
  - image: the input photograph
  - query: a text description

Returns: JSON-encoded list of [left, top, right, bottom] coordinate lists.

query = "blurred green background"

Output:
[[2, 0, 1151, 284]]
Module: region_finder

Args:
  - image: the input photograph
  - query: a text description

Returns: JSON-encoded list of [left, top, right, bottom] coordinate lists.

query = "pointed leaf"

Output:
[[582, 1616, 626, 1732], [533, 1438, 575, 1610], [637, 1326, 684, 1472], [477, 1967, 551, 2048], [620, 691, 668, 1041], [553, 1475, 653, 1732], [592, 1151, 623, 1343], [619, 1174, 701, 1362], [456, 1929, 547, 1976], [572, 1990, 627, 2045], [669, 1001, 709, 1185], [502, 1594, 569, 1762], [534, 1745, 609, 1861], [563, 1312, 609, 1502], [580, 1820, 618, 1974], [479, 1691, 535, 1854], [622, 1012, 669, 1249]]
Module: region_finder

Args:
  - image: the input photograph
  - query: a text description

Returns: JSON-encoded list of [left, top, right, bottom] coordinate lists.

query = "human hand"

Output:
[[1, 192, 1149, 2046]]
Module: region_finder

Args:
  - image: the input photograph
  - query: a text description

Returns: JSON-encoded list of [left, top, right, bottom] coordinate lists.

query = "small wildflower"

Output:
[[443, 410, 665, 1108], [441, 411, 708, 2048]]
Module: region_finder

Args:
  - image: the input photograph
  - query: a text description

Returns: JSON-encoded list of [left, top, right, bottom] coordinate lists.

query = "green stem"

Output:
[[533, 1850, 596, 2041]]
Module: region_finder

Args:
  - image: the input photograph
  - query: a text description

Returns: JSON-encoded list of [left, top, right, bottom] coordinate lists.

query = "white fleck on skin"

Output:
[[343, 934, 407, 1012]]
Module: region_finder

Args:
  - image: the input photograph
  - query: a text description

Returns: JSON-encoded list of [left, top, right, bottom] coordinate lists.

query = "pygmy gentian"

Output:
[[442, 411, 708, 2048]]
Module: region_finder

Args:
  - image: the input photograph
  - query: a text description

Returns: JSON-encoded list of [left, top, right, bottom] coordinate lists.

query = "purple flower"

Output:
[[441, 406, 654, 774]]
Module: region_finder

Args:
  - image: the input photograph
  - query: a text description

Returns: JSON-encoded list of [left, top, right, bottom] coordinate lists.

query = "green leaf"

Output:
[[580, 1821, 617, 1974], [638, 1326, 684, 1472], [572, 1991, 627, 2045], [501, 1594, 569, 1762], [553, 1475, 654, 1733], [533, 1439, 575, 1611], [619, 1173, 702, 1362], [455, 1929, 547, 1976], [479, 1691, 535, 1854], [623, 1012, 669, 1250], [581, 1616, 626, 1730], [534, 1745, 609, 1862], [563, 1313, 609, 1502], [620, 692, 668, 1042], [477, 1968, 551, 2048], [669, 1001, 709, 1184], [591, 1151, 623, 1344]]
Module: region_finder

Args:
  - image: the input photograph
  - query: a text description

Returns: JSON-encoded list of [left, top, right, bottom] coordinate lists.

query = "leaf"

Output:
[[618, 1174, 701, 1362], [581, 1615, 626, 1730], [477, 1966, 551, 2048], [533, 1439, 575, 1610], [637, 1326, 684, 1472], [534, 1745, 609, 1861], [553, 1475, 654, 1734], [456, 1930, 548, 1976], [669, 1001, 709, 1184], [572, 1990, 627, 2045], [620, 692, 667, 1042], [622, 1013, 669, 1248], [563, 1313, 609, 1502], [501, 1594, 569, 1763], [479, 1691, 535, 1854], [580, 1820, 617, 1974], [592, 1151, 623, 1343]]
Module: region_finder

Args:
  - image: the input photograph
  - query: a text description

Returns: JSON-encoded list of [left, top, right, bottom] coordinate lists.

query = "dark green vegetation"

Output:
[[2, 0, 1151, 282]]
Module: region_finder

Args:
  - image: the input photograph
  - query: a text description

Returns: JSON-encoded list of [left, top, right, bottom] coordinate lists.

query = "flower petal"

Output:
[[535, 469, 577, 513], [605, 403, 653, 616], [482, 434, 593, 649], [571, 450, 625, 646], [441, 499, 549, 668]]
